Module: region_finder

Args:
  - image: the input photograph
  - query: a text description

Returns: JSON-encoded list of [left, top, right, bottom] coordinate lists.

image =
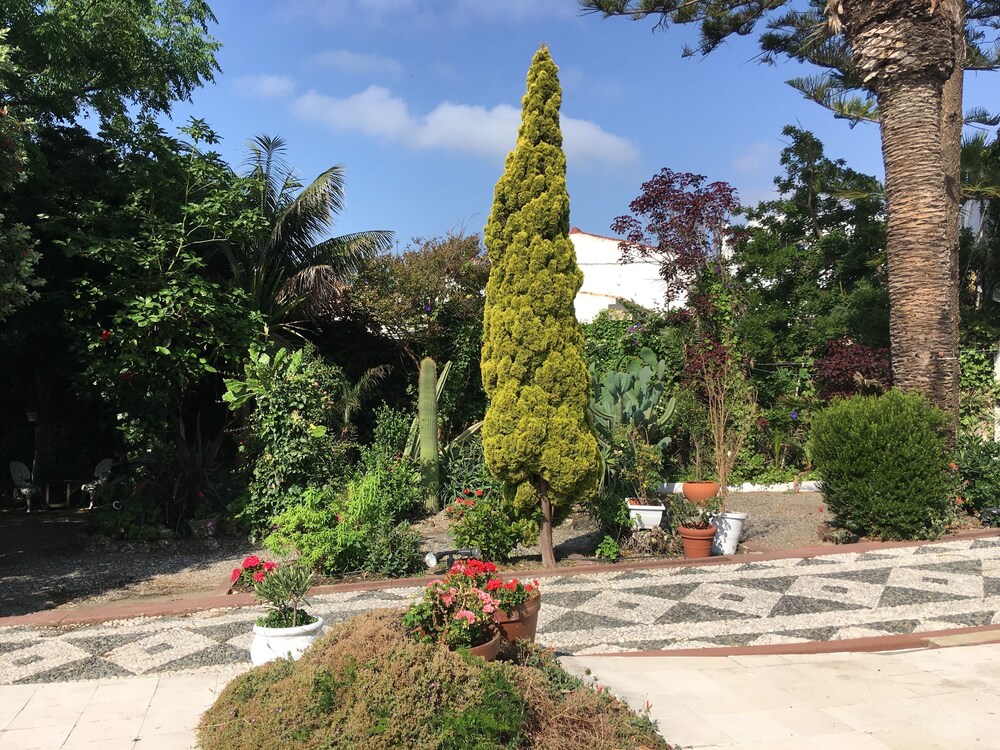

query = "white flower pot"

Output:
[[627, 500, 665, 530], [711, 512, 747, 556], [250, 616, 324, 666]]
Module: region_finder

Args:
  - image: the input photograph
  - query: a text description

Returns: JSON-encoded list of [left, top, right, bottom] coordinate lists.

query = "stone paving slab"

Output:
[[2, 537, 999, 683], [561, 643, 1000, 749]]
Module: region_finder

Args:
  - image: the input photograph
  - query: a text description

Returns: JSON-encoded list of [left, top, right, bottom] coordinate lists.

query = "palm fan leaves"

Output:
[[226, 134, 394, 335]]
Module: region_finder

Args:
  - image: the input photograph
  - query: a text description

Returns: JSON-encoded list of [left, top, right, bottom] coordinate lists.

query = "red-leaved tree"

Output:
[[612, 168, 743, 302]]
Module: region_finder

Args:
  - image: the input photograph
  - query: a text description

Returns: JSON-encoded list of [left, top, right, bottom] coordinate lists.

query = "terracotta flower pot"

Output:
[[678, 524, 716, 558], [494, 593, 541, 643], [466, 631, 502, 662], [682, 481, 720, 505]]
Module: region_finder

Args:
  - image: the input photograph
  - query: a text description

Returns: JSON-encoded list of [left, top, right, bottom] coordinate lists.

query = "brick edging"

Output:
[[2, 528, 997, 629], [584, 623, 1000, 658]]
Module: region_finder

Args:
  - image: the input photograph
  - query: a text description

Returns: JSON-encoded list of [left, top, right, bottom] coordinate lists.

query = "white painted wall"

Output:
[[570, 228, 680, 321]]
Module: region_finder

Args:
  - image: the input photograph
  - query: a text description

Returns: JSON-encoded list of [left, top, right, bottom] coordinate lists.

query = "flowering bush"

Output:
[[403, 559, 542, 648], [443, 559, 540, 612], [229, 555, 278, 593], [444, 487, 527, 561], [403, 577, 499, 649], [484, 575, 539, 612]]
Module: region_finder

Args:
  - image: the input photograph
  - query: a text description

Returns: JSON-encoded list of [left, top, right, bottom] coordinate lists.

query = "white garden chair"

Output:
[[9, 460, 40, 513], [81, 458, 114, 509]]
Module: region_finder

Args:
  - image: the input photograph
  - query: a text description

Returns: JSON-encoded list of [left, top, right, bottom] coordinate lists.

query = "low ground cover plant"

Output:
[[198, 610, 667, 750], [809, 390, 951, 540]]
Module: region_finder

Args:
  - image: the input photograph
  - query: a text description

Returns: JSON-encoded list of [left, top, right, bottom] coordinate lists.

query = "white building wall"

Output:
[[570, 227, 679, 322]]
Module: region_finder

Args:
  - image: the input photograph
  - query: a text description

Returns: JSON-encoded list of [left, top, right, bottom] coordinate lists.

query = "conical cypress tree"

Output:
[[481, 46, 599, 567]]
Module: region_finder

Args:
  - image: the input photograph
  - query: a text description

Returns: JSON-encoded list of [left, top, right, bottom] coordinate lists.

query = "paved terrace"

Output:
[[2, 537, 1000, 684]]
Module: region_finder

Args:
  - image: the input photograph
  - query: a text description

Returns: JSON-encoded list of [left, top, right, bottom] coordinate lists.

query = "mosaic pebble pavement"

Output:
[[2, 538, 999, 684]]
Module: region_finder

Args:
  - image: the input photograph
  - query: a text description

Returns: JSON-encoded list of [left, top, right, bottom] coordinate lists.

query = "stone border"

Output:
[[588, 624, 1000, 658], [2, 528, 997, 629]]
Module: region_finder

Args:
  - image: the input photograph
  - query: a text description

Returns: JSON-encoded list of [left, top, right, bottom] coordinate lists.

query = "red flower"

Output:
[[242, 555, 261, 569], [505, 581, 517, 591], [253, 570, 266, 583], [100, 329, 112, 341], [463, 488, 473, 495], [197, 490, 205, 498], [121, 371, 132, 381], [474, 489, 484, 497], [486, 578, 503, 591], [230, 568, 241, 583], [263, 561, 277, 572]]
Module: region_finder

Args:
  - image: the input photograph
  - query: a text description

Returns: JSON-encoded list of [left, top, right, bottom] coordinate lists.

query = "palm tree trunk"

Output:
[[842, 0, 962, 435]]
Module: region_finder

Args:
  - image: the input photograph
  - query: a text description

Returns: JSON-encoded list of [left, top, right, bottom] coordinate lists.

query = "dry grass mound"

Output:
[[198, 610, 670, 750]]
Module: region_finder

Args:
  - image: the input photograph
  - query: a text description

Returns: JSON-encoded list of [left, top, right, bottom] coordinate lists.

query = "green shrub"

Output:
[[265, 469, 423, 579], [224, 345, 350, 533], [198, 610, 668, 750], [954, 435, 1000, 514], [809, 390, 951, 540], [91, 491, 163, 540], [445, 488, 529, 562]]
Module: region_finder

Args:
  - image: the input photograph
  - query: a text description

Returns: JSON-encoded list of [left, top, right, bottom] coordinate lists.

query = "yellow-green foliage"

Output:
[[481, 46, 599, 521]]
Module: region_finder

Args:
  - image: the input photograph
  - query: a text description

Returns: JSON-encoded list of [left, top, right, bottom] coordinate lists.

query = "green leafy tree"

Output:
[[735, 126, 889, 363], [1, 0, 220, 127], [481, 46, 599, 567], [351, 233, 490, 432], [68, 121, 263, 451]]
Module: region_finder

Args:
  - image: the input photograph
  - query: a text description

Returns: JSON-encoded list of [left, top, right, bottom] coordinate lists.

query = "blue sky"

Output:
[[170, 0, 996, 250]]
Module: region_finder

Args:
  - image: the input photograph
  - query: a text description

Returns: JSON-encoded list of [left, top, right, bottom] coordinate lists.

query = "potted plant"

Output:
[[248, 561, 323, 666], [674, 497, 720, 558], [613, 425, 667, 529], [403, 561, 502, 661], [675, 387, 720, 504], [446, 559, 542, 643], [711, 509, 748, 555]]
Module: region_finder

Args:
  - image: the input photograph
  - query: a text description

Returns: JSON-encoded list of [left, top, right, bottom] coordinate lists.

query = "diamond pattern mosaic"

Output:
[[1, 537, 998, 683]]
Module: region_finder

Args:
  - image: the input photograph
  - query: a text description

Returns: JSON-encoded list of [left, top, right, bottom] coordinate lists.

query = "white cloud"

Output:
[[733, 142, 777, 175], [234, 74, 296, 99], [310, 50, 403, 77], [294, 86, 638, 166]]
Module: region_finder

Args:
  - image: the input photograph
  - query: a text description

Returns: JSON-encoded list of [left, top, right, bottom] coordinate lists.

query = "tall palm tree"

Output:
[[226, 134, 394, 339]]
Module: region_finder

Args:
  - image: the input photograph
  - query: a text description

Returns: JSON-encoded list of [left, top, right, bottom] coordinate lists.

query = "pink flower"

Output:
[[441, 594, 455, 606], [253, 570, 266, 583], [483, 604, 494, 614], [454, 610, 475, 624], [230, 568, 241, 583], [242, 555, 260, 569], [263, 561, 277, 572]]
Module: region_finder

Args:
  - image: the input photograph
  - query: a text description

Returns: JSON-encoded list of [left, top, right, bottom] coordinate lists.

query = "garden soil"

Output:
[[0, 492, 830, 618]]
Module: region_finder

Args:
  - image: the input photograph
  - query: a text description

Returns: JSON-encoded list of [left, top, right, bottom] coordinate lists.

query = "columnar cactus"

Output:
[[418, 356, 440, 512]]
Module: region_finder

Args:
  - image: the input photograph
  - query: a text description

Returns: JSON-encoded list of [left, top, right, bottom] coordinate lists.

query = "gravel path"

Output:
[[0, 493, 827, 618], [0, 510, 266, 618], [2, 536, 998, 683]]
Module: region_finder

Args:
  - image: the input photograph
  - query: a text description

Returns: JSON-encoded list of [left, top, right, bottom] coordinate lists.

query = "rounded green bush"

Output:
[[809, 389, 951, 540], [198, 611, 667, 750]]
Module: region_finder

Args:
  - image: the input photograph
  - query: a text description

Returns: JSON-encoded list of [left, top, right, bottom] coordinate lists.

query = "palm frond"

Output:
[[270, 164, 348, 259]]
